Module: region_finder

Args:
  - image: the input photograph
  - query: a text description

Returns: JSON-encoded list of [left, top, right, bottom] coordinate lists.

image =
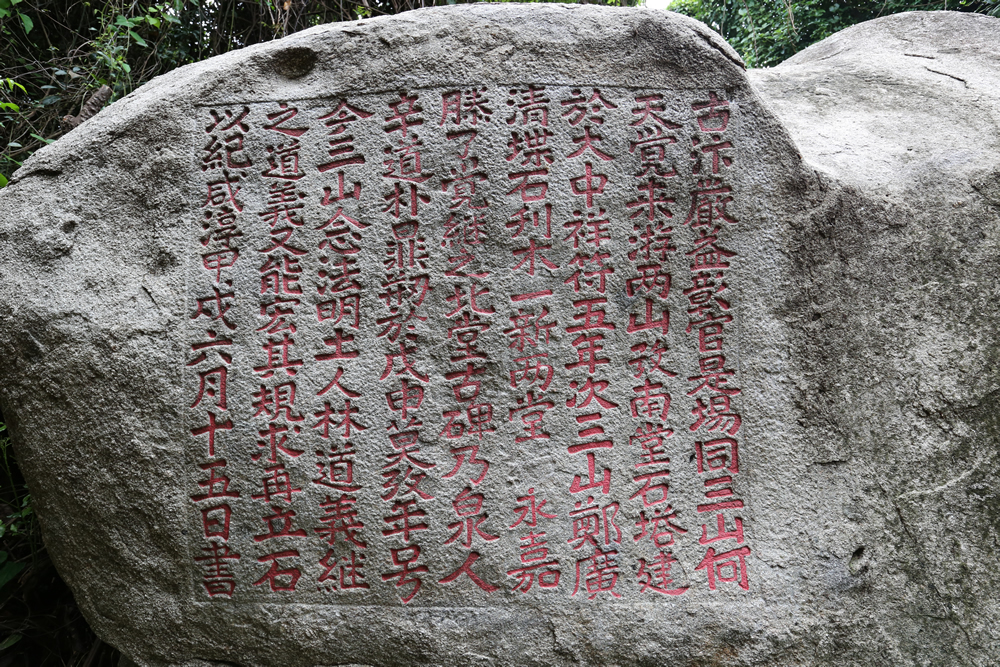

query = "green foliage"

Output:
[[0, 422, 36, 550], [0, 0, 34, 34], [0, 423, 31, 601], [667, 0, 1000, 67], [0, 0, 639, 188], [2, 0, 998, 184], [0, 1, 195, 182]]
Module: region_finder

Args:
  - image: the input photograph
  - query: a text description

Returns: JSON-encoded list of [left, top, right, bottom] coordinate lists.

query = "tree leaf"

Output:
[[0, 174, 7, 189], [128, 30, 148, 47], [0, 561, 25, 591], [0, 634, 22, 651], [18, 11, 32, 33]]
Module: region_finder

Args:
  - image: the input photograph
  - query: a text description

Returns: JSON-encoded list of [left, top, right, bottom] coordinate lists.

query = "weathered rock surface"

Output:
[[747, 11, 1000, 665], [0, 5, 997, 666]]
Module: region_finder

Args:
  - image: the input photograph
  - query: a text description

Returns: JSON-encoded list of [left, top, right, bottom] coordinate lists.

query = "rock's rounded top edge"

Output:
[[293, 3, 745, 67], [778, 9, 1000, 69], [6, 3, 748, 186]]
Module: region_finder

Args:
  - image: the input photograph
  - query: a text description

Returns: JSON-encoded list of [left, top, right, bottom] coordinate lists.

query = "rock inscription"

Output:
[[186, 85, 748, 605]]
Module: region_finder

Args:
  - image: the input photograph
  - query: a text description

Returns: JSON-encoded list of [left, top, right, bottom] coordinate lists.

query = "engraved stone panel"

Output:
[[182, 85, 748, 607]]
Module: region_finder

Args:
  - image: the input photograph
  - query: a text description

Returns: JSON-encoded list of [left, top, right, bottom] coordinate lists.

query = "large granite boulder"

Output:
[[0, 5, 997, 666], [748, 11, 1000, 664]]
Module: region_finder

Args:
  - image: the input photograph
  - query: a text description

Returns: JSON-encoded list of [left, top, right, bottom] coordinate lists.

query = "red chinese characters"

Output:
[[637, 550, 689, 596], [438, 89, 496, 443], [190, 106, 250, 598], [184, 85, 754, 605], [377, 92, 436, 604], [312, 372, 369, 594], [316, 99, 371, 381], [622, 93, 688, 595], [506, 488, 560, 593], [685, 91, 749, 592], [248, 103, 313, 594], [506, 86, 557, 280], [437, 89, 500, 595], [559, 88, 623, 601], [692, 436, 748, 590], [502, 86, 567, 594], [313, 98, 373, 594]]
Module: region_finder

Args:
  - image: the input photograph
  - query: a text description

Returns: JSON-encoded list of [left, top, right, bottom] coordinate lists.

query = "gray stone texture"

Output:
[[0, 5, 996, 666], [747, 11, 1000, 665]]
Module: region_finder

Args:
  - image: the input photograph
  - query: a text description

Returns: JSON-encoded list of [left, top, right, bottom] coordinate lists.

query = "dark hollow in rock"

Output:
[[271, 46, 318, 79]]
